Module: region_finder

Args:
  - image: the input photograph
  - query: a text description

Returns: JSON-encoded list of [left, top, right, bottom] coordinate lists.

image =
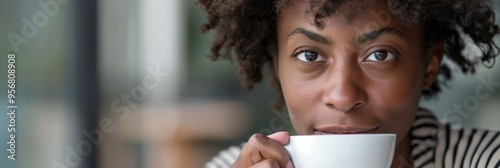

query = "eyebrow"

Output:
[[287, 27, 406, 47], [288, 28, 334, 46], [355, 27, 406, 45]]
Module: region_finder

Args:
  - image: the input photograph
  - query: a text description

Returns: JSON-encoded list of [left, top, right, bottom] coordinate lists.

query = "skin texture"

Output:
[[233, 1, 445, 168], [197, 0, 498, 100]]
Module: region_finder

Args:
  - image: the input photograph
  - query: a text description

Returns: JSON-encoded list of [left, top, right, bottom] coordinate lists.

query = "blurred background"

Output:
[[0, 0, 498, 168]]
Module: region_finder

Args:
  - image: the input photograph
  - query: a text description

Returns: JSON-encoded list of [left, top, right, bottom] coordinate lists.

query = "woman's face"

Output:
[[275, 0, 442, 144]]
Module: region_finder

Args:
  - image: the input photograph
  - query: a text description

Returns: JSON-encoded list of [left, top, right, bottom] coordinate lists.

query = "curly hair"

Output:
[[196, 0, 499, 107]]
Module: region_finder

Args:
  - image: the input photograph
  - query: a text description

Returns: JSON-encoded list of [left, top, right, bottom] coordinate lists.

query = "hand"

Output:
[[232, 131, 294, 168]]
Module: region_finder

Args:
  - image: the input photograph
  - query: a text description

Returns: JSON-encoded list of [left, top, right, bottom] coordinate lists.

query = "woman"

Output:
[[197, 0, 500, 167]]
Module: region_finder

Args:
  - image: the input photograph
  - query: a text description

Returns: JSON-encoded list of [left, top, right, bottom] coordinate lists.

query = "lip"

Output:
[[314, 125, 378, 134]]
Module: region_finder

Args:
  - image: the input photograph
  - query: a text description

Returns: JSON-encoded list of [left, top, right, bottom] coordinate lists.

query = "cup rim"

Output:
[[289, 133, 395, 137]]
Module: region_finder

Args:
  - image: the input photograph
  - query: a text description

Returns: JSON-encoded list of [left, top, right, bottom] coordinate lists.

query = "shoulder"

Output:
[[411, 109, 500, 168], [204, 143, 245, 168], [411, 109, 441, 167], [434, 121, 500, 168]]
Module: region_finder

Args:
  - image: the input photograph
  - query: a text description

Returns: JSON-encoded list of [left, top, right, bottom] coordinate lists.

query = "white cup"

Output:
[[284, 134, 396, 168]]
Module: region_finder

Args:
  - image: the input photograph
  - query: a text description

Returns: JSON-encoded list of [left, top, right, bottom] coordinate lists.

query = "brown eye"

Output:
[[305, 51, 318, 61], [374, 51, 387, 60], [296, 50, 325, 62], [366, 50, 395, 61]]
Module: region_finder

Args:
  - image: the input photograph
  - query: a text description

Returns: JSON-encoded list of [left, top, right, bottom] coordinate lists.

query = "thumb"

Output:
[[267, 131, 290, 145]]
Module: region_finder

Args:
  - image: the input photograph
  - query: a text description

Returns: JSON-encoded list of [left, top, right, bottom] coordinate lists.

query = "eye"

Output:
[[366, 50, 396, 62], [296, 50, 326, 63]]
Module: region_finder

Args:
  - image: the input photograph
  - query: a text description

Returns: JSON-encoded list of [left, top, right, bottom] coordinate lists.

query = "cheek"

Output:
[[371, 70, 422, 111], [278, 63, 322, 133], [367, 61, 424, 142]]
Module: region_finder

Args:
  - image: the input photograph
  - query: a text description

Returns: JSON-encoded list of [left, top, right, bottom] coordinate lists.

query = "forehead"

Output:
[[276, 0, 423, 42], [278, 0, 378, 23], [279, 0, 392, 27]]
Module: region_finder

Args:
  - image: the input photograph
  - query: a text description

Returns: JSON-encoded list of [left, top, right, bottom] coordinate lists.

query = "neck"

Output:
[[390, 132, 413, 168]]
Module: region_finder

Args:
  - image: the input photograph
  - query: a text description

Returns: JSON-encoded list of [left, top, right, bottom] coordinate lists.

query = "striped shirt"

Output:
[[205, 110, 500, 168]]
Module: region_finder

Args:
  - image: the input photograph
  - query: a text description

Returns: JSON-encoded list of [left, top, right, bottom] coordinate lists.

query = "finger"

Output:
[[267, 131, 290, 145], [249, 159, 279, 168], [239, 133, 291, 168], [286, 160, 295, 168]]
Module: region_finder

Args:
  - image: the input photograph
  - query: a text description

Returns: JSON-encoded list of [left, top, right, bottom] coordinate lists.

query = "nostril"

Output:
[[324, 101, 364, 112], [351, 102, 364, 110], [321, 81, 367, 112], [326, 103, 335, 109]]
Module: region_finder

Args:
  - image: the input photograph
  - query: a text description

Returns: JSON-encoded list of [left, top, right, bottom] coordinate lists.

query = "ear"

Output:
[[423, 40, 445, 89]]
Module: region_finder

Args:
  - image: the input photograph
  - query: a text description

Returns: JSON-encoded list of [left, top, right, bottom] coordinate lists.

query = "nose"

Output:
[[322, 65, 367, 113]]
